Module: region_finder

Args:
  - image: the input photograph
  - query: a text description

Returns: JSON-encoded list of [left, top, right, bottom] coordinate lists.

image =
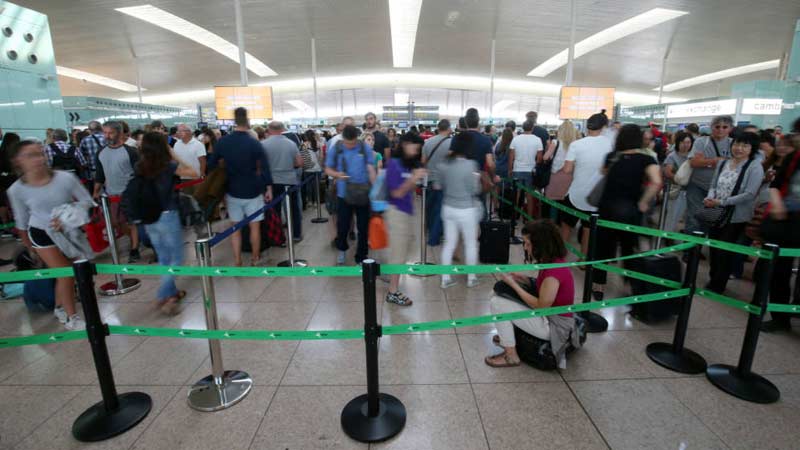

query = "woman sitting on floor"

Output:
[[486, 219, 579, 368]]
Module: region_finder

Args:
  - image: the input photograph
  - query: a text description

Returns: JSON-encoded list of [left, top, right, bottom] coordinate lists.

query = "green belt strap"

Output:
[[696, 289, 760, 314], [766, 303, 800, 314], [0, 288, 688, 349]]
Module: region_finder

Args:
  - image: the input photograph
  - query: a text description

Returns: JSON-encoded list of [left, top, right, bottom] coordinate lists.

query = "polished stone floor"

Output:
[[0, 207, 799, 450]]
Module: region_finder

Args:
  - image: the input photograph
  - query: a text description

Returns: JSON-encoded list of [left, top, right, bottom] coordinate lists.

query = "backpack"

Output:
[[121, 175, 164, 225], [50, 143, 81, 174]]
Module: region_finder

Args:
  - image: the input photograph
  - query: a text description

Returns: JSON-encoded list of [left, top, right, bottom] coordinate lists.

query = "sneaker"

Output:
[[64, 314, 86, 331], [293, 236, 303, 243], [337, 251, 346, 265], [386, 291, 413, 306], [440, 279, 458, 289], [467, 278, 481, 288], [54, 306, 68, 324], [128, 249, 141, 263], [0, 230, 14, 240]]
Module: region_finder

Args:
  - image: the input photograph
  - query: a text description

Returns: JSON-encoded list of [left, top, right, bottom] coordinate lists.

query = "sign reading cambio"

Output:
[[559, 87, 615, 120], [740, 98, 783, 115], [215, 86, 273, 120], [666, 99, 737, 119]]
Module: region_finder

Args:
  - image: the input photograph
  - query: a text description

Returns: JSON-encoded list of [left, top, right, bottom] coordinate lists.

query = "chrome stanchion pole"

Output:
[[654, 181, 671, 249], [98, 194, 140, 296], [413, 175, 433, 276], [311, 172, 328, 224], [188, 238, 253, 411], [278, 188, 308, 267]]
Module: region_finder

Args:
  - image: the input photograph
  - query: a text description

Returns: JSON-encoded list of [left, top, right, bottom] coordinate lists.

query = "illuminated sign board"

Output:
[[215, 86, 273, 120], [666, 99, 737, 118], [559, 87, 615, 119], [740, 98, 783, 115]]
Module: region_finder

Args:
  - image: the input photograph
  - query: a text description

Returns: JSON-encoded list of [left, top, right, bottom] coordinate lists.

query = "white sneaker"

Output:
[[53, 306, 68, 324], [440, 279, 457, 289], [64, 314, 86, 331], [467, 278, 481, 288]]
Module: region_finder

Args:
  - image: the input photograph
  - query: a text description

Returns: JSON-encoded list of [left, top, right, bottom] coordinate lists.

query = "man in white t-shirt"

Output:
[[562, 110, 612, 255], [509, 119, 543, 219], [173, 124, 206, 182]]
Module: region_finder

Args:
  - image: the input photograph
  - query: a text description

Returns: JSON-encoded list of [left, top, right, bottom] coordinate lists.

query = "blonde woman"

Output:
[[361, 131, 383, 169], [546, 120, 580, 226]]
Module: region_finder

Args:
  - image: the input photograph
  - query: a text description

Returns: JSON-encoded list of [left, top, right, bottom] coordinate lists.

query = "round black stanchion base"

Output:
[[311, 217, 329, 223], [646, 342, 707, 374], [580, 311, 608, 333], [278, 259, 308, 267], [99, 278, 141, 296], [72, 392, 152, 442], [341, 393, 406, 443], [706, 364, 780, 404]]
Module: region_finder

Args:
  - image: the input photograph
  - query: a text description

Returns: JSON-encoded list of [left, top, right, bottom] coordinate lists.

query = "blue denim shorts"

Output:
[[512, 171, 534, 188], [225, 194, 264, 222]]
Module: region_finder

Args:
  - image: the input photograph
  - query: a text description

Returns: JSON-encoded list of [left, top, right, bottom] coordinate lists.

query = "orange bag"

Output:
[[368, 215, 388, 250]]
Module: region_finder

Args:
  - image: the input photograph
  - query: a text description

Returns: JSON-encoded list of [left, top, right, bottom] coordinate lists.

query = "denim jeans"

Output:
[[684, 183, 709, 235], [425, 188, 444, 246], [144, 210, 184, 302]]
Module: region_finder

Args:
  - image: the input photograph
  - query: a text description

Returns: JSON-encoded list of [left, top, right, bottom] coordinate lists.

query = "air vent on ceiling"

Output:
[[7, 50, 17, 60], [23, 32, 33, 42], [2, 26, 12, 37]]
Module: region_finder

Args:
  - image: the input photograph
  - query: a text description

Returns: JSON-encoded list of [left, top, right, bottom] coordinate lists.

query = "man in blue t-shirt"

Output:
[[207, 107, 273, 266], [324, 125, 376, 265]]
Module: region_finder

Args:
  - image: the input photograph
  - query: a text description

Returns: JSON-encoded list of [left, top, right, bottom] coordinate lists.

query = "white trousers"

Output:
[[440, 205, 481, 283], [490, 295, 550, 346]]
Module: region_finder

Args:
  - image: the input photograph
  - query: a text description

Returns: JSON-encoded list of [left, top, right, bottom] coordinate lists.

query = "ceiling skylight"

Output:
[[528, 8, 688, 77], [116, 4, 277, 77], [656, 59, 781, 92], [388, 0, 423, 68], [56, 66, 141, 92]]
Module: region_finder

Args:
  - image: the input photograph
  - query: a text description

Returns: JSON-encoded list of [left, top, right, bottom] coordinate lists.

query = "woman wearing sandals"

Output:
[[136, 132, 198, 314], [485, 220, 576, 368]]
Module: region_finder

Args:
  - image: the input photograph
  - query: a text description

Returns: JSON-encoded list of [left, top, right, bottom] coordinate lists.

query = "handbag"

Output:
[[533, 141, 558, 189], [368, 215, 389, 250], [493, 278, 537, 305], [85, 207, 110, 253], [694, 159, 752, 229], [673, 160, 693, 186], [586, 154, 618, 208]]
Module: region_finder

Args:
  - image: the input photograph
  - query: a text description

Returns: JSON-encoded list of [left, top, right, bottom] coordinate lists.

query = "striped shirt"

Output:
[[78, 132, 106, 179]]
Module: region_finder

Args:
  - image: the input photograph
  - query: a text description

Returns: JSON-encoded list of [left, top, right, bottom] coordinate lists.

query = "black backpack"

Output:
[[49, 143, 81, 174], [121, 174, 164, 225]]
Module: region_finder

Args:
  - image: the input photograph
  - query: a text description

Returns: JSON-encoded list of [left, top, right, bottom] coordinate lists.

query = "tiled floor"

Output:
[[1, 207, 799, 450]]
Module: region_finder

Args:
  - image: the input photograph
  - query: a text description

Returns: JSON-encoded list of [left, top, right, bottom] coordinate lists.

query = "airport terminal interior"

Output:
[[1, 0, 800, 449]]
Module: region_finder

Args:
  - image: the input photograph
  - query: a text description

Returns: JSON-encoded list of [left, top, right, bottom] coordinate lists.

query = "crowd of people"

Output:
[[0, 105, 797, 369]]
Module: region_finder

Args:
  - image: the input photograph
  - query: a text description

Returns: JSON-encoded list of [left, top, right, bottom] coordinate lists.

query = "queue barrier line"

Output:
[[503, 177, 779, 259], [766, 303, 800, 313], [0, 288, 689, 349], [696, 289, 761, 315], [0, 222, 14, 230], [0, 242, 695, 283]]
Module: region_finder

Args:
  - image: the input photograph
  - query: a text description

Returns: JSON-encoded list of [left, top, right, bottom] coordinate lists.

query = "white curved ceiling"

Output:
[[16, 0, 800, 110]]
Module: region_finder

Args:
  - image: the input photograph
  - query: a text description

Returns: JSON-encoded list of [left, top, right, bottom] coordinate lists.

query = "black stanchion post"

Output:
[[311, 172, 329, 224], [71, 259, 152, 442], [341, 259, 406, 442], [580, 213, 608, 333], [706, 244, 781, 404], [646, 232, 707, 374]]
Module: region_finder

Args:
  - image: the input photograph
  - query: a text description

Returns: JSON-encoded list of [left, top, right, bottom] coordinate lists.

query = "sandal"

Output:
[[484, 351, 521, 368], [491, 335, 503, 348], [160, 296, 181, 315]]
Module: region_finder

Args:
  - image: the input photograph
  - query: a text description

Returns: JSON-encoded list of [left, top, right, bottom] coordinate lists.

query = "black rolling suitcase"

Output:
[[479, 221, 511, 264], [626, 254, 683, 323], [498, 184, 517, 221]]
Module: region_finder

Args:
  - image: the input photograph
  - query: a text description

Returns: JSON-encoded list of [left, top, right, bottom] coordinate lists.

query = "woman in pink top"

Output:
[[486, 220, 576, 367]]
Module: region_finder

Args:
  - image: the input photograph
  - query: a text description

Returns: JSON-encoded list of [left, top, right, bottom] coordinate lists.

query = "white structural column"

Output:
[[340, 89, 344, 119], [311, 38, 319, 122], [489, 39, 496, 120], [565, 0, 577, 86], [657, 23, 680, 104], [234, 0, 248, 86]]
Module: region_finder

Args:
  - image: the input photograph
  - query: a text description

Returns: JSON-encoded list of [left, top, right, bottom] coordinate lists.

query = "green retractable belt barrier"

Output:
[[0, 288, 689, 349]]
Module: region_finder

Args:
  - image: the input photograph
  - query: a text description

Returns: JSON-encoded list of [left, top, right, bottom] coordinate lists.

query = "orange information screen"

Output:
[[215, 86, 273, 120], [559, 87, 615, 120]]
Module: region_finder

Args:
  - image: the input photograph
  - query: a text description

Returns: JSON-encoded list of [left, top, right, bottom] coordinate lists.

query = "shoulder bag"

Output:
[[337, 142, 371, 206], [586, 154, 618, 208], [694, 159, 752, 230], [533, 141, 558, 189]]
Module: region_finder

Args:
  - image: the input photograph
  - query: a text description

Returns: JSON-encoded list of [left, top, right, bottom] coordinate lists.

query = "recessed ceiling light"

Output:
[[528, 8, 688, 77], [116, 4, 276, 77], [656, 59, 781, 92], [56, 66, 141, 92], [388, 0, 423, 68], [286, 100, 312, 112]]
